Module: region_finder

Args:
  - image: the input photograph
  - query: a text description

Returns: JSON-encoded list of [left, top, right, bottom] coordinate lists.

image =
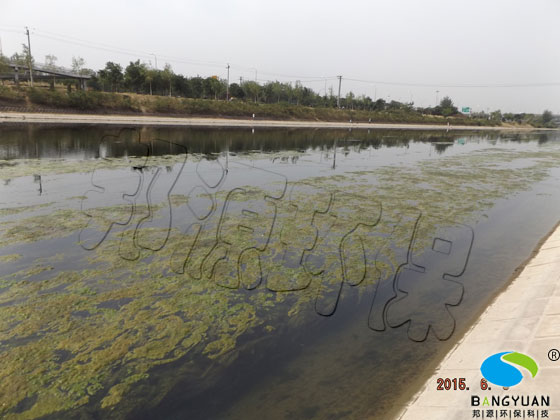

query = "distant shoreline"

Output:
[[0, 111, 549, 131]]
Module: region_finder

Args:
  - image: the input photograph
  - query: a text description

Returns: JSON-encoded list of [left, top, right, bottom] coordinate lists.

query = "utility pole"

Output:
[[436, 90, 439, 106], [151, 53, 158, 70], [25, 27, 33, 87], [337, 75, 342, 108], [226, 63, 230, 101]]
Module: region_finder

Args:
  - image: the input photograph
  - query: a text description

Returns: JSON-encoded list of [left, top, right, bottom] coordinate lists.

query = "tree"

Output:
[[144, 69, 156, 95], [124, 60, 147, 93], [10, 44, 35, 84], [387, 100, 403, 110], [190, 76, 204, 98], [439, 96, 458, 117], [243, 81, 260, 103], [87, 74, 102, 91], [373, 98, 386, 111], [361, 95, 374, 110], [78, 67, 95, 77], [228, 82, 244, 99], [44, 55, 58, 70], [0, 54, 10, 84], [42, 55, 58, 90], [71, 56, 86, 75], [490, 110, 502, 122], [0, 54, 9, 69], [10, 44, 33, 67], [22, 44, 34, 67], [285, 83, 294, 104], [203, 76, 225, 100], [263, 81, 283, 103], [346, 91, 355, 110], [301, 87, 316, 106], [98, 62, 123, 92], [162, 64, 174, 97], [542, 110, 553, 124], [171, 74, 191, 97], [293, 81, 303, 105]]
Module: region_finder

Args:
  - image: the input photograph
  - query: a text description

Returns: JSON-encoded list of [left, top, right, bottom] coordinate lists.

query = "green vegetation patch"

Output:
[[0, 253, 22, 263], [1, 143, 560, 418]]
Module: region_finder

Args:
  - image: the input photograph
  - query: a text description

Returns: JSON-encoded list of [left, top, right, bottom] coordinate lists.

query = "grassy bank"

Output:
[[0, 85, 502, 126]]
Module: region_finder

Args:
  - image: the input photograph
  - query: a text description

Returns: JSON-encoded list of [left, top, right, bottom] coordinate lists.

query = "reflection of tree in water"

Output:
[[434, 142, 453, 154], [1, 125, 552, 161]]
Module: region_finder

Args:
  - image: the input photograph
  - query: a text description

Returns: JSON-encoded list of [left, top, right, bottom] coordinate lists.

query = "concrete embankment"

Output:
[[395, 223, 560, 419], [0, 111, 538, 131]]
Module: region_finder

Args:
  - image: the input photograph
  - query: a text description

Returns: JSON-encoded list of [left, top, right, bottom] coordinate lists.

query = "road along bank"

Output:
[[0, 111, 541, 131]]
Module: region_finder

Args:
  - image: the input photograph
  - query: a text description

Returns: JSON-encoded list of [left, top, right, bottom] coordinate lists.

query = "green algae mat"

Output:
[[1, 126, 560, 419]]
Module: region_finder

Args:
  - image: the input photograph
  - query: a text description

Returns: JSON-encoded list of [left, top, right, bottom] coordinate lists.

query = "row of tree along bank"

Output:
[[0, 85, 504, 126], [0, 54, 555, 127]]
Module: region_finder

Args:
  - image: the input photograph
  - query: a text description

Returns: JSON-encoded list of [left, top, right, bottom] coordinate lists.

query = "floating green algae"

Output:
[[0, 203, 54, 218], [214, 147, 560, 420], [0, 254, 22, 263], [0, 155, 188, 181], [0, 209, 88, 248], [0, 220, 299, 418], [2, 141, 560, 418], [0, 150, 306, 181]]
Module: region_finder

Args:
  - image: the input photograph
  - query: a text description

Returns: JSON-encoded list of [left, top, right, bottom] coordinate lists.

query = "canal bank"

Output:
[[395, 222, 560, 420], [0, 111, 543, 131]]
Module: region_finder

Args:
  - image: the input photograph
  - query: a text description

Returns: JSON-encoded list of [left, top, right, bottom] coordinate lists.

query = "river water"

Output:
[[0, 125, 559, 419]]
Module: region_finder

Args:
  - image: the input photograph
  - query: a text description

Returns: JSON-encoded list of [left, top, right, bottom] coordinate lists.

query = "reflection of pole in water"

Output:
[[225, 138, 230, 173], [332, 139, 337, 169], [33, 174, 42, 195]]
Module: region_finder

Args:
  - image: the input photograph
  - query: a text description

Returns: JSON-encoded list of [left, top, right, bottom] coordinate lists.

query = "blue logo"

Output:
[[480, 351, 539, 387]]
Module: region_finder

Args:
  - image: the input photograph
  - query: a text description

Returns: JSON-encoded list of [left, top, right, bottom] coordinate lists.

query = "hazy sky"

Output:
[[2, 0, 559, 113]]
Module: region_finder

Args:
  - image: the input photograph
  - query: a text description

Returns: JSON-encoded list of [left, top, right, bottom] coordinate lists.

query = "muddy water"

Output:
[[0, 126, 559, 419]]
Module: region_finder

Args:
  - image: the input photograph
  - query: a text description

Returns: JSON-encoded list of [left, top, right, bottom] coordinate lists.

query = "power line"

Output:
[[255, 70, 337, 80], [33, 28, 225, 68], [0, 23, 25, 30], [0, 27, 22, 34], [36, 28, 153, 57], [25, 30, 333, 83], [30, 30, 228, 69], [345, 77, 560, 88], [3, 26, 559, 89], [31, 32, 153, 60], [2, 26, 339, 82]]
